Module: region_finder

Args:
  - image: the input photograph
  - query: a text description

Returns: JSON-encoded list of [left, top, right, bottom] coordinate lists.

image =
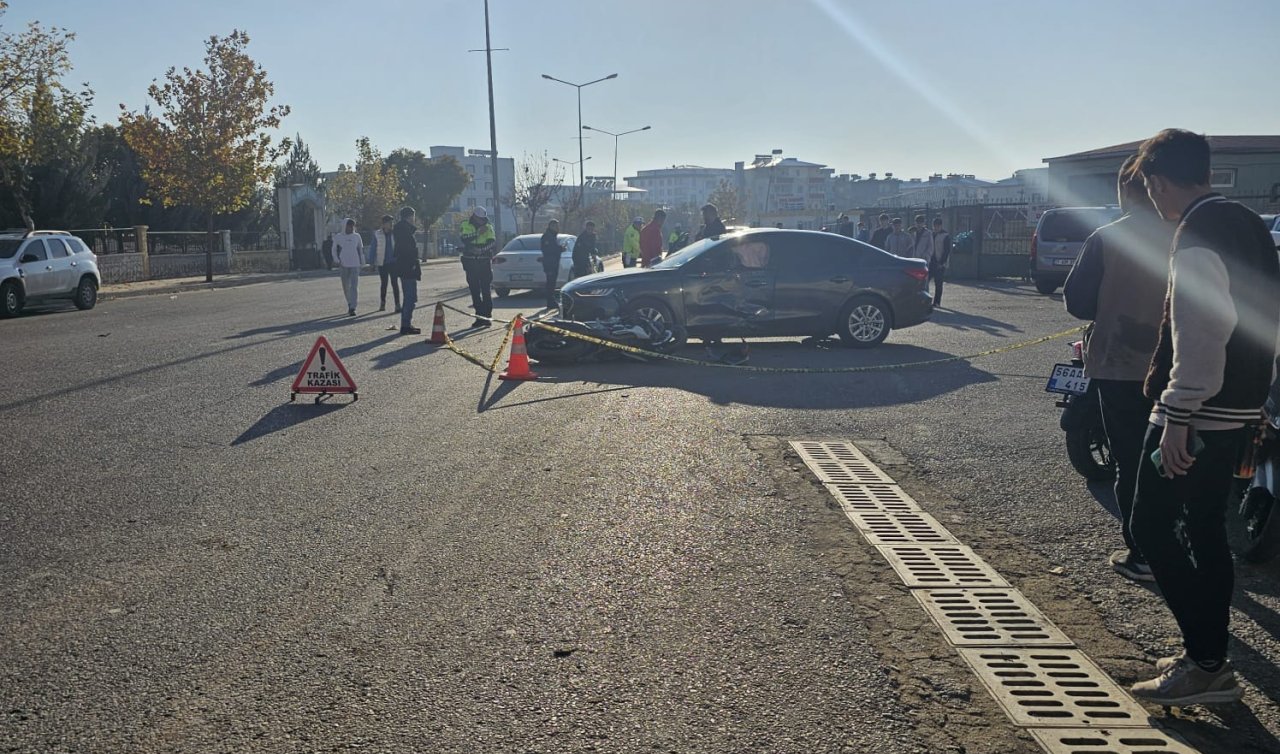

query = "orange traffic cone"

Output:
[[499, 315, 539, 381], [428, 302, 447, 345]]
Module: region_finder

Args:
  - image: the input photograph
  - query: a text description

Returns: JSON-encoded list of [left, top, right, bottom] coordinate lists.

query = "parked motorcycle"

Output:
[[1235, 373, 1280, 563], [1046, 340, 1116, 482], [524, 315, 686, 364]]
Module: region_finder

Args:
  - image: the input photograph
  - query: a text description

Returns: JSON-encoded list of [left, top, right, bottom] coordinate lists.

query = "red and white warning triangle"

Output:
[[291, 335, 357, 394]]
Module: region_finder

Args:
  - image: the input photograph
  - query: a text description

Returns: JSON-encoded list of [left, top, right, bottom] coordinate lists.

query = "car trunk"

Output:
[[493, 251, 553, 284]]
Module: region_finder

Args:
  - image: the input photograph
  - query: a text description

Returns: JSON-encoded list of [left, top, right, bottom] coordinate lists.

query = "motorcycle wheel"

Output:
[[525, 331, 594, 364], [1066, 425, 1116, 482], [1240, 486, 1280, 563]]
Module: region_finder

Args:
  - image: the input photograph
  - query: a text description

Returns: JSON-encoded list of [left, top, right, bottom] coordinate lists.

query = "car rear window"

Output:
[[1039, 210, 1115, 243], [502, 236, 542, 251]]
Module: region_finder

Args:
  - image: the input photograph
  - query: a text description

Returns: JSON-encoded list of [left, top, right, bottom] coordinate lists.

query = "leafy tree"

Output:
[[384, 148, 469, 230], [274, 132, 320, 189], [325, 137, 404, 231], [0, 2, 92, 229], [706, 179, 745, 225], [505, 151, 563, 233], [119, 30, 289, 281]]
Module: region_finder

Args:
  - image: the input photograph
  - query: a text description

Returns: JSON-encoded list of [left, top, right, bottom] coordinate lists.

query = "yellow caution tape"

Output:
[[523, 319, 1087, 374]]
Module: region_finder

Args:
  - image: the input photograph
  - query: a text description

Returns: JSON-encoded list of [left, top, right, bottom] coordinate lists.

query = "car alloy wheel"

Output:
[[634, 305, 668, 329], [1, 281, 20, 318], [74, 277, 97, 310], [848, 304, 885, 342]]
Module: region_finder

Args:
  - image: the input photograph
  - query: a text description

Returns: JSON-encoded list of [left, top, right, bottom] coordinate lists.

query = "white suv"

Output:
[[0, 230, 102, 317]]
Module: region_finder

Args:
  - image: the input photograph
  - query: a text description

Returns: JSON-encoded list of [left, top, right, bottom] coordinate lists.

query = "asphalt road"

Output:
[[2, 268, 1278, 753]]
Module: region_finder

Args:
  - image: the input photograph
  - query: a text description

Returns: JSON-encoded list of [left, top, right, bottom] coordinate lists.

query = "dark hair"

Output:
[[654, 209, 667, 220], [857, 221, 866, 227], [932, 216, 943, 225], [891, 217, 903, 224], [1135, 129, 1210, 187], [878, 213, 890, 221], [584, 220, 595, 228], [381, 214, 394, 223], [1117, 153, 1155, 213], [399, 206, 416, 220], [914, 214, 925, 224]]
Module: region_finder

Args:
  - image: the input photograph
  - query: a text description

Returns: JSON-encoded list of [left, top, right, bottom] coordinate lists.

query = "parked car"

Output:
[[0, 230, 101, 318], [559, 229, 932, 348], [490, 233, 603, 298], [1260, 214, 1280, 249], [1030, 207, 1122, 294]]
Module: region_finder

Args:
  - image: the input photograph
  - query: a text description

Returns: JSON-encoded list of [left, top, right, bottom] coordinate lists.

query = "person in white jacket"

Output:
[[370, 214, 400, 312], [332, 218, 365, 316], [910, 214, 933, 260]]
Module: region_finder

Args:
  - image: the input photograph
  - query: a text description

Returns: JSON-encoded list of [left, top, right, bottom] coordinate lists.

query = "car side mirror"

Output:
[[20, 254, 38, 264]]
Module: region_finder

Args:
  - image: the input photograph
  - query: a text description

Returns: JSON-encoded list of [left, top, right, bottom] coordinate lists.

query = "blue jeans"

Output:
[[400, 276, 418, 331]]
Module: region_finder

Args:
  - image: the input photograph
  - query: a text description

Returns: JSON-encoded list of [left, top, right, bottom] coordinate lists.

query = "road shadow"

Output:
[[232, 402, 346, 445], [524, 339, 998, 409], [227, 310, 394, 340], [250, 333, 400, 387], [962, 280, 1050, 299], [929, 308, 1024, 336], [370, 337, 445, 371]]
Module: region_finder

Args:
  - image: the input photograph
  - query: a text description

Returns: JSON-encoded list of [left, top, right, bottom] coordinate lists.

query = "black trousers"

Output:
[[572, 256, 592, 279], [1132, 424, 1245, 664], [543, 261, 561, 308], [1095, 379, 1154, 557], [929, 265, 945, 305], [462, 257, 493, 318], [378, 265, 400, 308]]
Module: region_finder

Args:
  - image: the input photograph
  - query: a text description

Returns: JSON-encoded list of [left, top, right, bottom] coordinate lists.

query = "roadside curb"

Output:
[[99, 258, 459, 302]]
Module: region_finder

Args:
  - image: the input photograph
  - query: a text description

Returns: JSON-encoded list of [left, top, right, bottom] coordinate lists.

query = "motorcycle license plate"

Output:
[[1046, 363, 1090, 395]]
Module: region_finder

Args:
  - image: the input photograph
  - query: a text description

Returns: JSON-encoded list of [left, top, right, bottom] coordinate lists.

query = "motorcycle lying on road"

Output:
[[524, 315, 686, 364], [1047, 342, 1280, 562]]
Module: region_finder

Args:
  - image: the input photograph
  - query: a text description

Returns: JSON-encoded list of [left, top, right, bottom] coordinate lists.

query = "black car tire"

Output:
[[624, 298, 677, 333], [1, 280, 22, 318], [493, 286, 511, 299], [837, 295, 892, 348], [74, 275, 98, 310], [1034, 278, 1059, 294], [1065, 425, 1116, 482]]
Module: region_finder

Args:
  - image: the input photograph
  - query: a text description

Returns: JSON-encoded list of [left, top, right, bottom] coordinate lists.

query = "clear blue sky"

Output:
[[18, 0, 1280, 183]]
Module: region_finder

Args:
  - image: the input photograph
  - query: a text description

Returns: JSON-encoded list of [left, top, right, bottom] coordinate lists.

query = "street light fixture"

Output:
[[581, 125, 652, 199], [540, 73, 618, 190]]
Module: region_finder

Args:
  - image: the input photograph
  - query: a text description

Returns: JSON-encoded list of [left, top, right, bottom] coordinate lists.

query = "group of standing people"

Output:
[[621, 203, 729, 269], [1064, 129, 1280, 707], [327, 208, 424, 335], [863, 212, 952, 306]]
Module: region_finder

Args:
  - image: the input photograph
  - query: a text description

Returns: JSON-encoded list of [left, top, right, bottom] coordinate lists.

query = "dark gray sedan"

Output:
[[559, 229, 933, 347]]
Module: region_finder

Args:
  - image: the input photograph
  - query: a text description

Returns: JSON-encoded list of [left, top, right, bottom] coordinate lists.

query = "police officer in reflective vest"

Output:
[[459, 207, 498, 328]]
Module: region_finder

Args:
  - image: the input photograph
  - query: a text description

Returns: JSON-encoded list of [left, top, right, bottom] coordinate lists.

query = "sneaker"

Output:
[[1130, 657, 1243, 706], [348, 309, 356, 317], [400, 326, 421, 335], [1156, 651, 1186, 673], [379, 303, 386, 311], [394, 307, 402, 314], [1109, 549, 1155, 583], [472, 318, 487, 328]]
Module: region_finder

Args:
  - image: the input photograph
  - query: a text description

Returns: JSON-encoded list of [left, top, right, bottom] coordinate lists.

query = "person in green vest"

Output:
[[459, 207, 498, 328], [622, 217, 642, 268]]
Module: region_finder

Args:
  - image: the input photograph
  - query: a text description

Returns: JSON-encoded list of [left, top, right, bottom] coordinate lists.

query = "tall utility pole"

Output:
[[540, 73, 617, 192], [471, 0, 507, 240], [581, 125, 651, 198]]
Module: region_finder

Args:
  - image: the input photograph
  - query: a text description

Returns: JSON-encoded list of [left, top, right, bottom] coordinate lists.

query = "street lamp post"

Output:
[[581, 125, 651, 199], [540, 73, 617, 190]]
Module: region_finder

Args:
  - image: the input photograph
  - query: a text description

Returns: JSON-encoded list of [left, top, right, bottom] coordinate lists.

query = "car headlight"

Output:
[[575, 287, 614, 297]]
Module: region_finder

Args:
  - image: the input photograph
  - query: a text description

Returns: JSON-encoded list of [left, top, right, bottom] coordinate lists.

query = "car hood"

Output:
[[563, 267, 669, 291]]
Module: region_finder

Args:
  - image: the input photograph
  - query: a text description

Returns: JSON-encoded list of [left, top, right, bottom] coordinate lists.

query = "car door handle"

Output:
[[70, 261, 77, 266], [746, 280, 770, 288], [830, 276, 850, 284]]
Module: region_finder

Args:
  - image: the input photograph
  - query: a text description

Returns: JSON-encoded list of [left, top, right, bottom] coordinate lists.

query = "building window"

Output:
[[467, 198, 477, 207], [1209, 168, 1236, 188], [484, 164, 491, 174], [485, 181, 492, 191]]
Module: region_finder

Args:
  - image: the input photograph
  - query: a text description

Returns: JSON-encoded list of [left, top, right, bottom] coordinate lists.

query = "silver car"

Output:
[[0, 230, 102, 317], [1030, 207, 1122, 294], [490, 233, 603, 298]]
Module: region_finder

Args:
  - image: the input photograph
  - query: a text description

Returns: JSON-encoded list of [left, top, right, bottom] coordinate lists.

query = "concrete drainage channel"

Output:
[[790, 440, 1201, 754]]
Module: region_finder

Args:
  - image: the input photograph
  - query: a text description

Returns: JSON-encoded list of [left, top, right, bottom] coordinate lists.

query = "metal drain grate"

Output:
[[913, 589, 1073, 647], [790, 441, 896, 485], [876, 544, 1010, 588], [845, 508, 957, 545], [1030, 728, 1200, 753], [825, 482, 922, 513], [959, 649, 1150, 728]]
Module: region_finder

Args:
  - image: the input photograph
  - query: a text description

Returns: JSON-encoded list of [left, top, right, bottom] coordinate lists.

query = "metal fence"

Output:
[[229, 230, 283, 251], [68, 228, 140, 255]]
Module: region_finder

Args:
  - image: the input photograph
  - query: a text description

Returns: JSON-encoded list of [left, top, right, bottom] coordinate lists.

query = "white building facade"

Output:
[[623, 165, 736, 208], [735, 150, 835, 228], [430, 146, 517, 235]]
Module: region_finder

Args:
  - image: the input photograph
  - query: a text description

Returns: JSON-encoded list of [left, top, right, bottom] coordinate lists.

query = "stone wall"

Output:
[[97, 249, 291, 284], [97, 253, 145, 284]]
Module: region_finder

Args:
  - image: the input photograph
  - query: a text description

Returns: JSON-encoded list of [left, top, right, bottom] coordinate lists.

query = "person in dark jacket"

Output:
[[869, 213, 892, 250], [540, 219, 565, 310], [573, 221, 598, 279], [1063, 155, 1173, 583], [836, 213, 854, 238], [695, 203, 727, 241], [391, 206, 422, 335], [1126, 129, 1280, 707]]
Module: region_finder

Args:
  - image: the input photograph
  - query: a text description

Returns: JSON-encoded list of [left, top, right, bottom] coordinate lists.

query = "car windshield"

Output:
[[0, 239, 22, 259], [651, 237, 720, 268], [1039, 210, 1117, 243]]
